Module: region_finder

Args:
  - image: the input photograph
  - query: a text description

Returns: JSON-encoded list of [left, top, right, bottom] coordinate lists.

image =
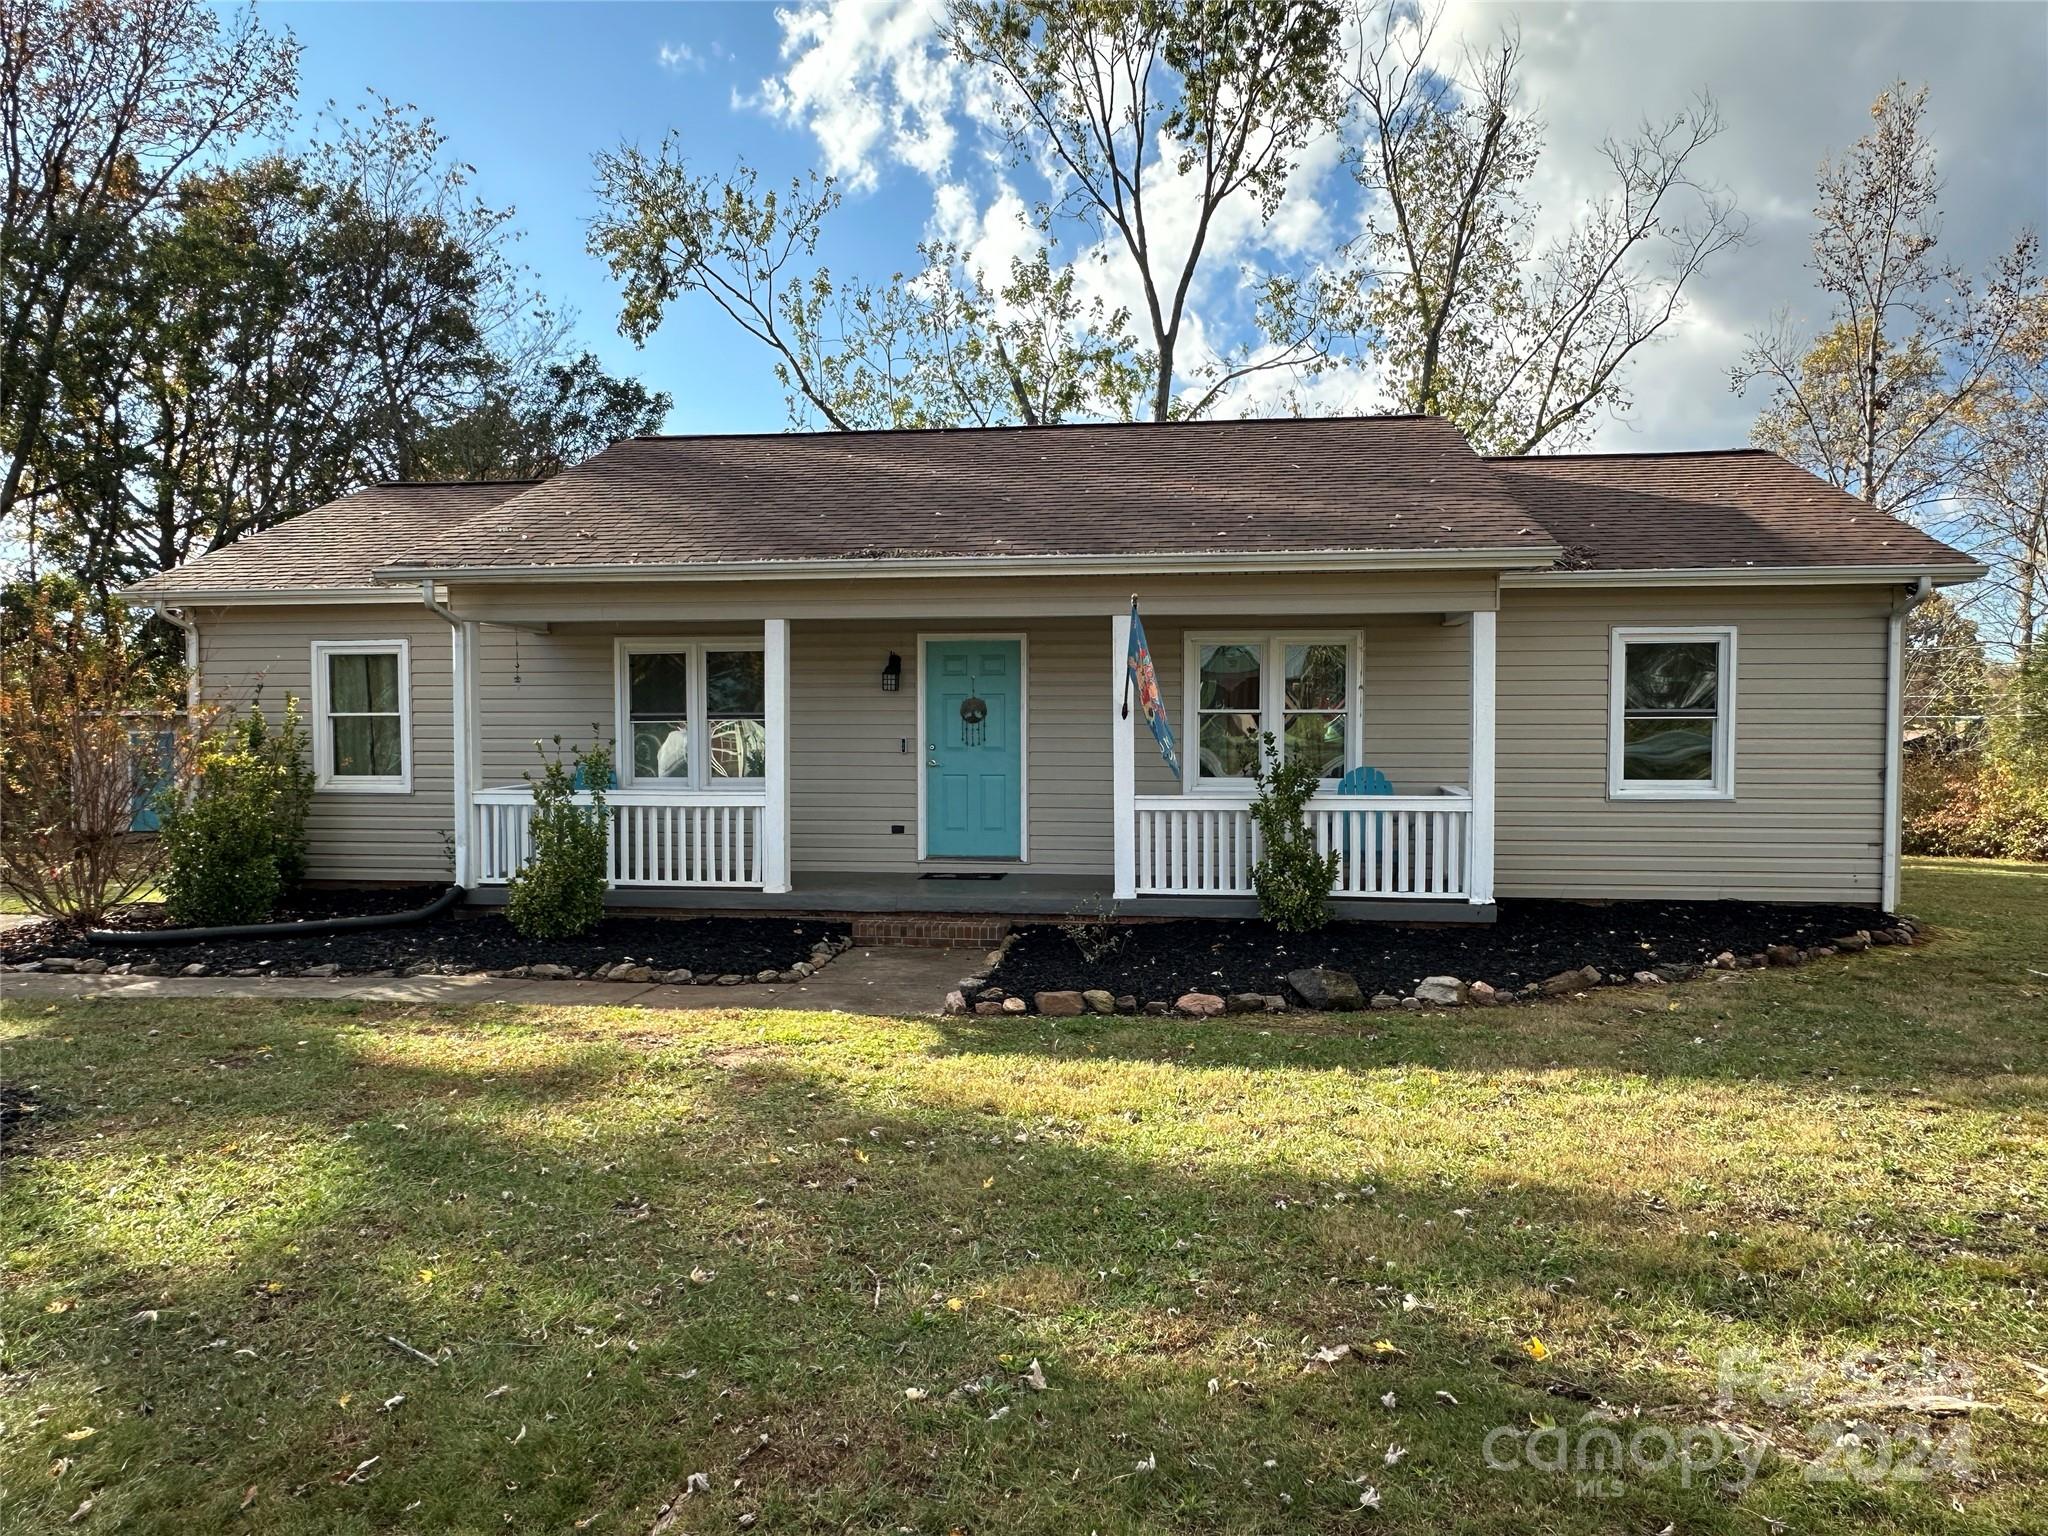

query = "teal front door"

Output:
[[924, 638, 1022, 859]]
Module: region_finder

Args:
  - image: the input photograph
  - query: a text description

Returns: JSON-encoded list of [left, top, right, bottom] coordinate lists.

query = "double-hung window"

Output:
[[616, 640, 766, 789], [1186, 634, 1355, 788], [311, 639, 410, 793], [1608, 626, 1735, 798]]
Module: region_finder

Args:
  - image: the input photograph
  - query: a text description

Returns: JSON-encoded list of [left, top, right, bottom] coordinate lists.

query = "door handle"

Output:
[[927, 757, 939, 767]]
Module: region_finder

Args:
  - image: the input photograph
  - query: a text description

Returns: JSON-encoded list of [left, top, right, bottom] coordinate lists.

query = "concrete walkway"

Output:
[[0, 944, 976, 1018]]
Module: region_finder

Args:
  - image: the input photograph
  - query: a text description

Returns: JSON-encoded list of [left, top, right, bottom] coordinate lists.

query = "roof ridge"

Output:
[[1487, 448, 1774, 463], [628, 413, 1450, 445], [371, 477, 544, 488]]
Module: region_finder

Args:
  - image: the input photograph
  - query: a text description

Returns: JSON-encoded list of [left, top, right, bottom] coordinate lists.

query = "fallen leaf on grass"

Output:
[[62, 1428, 95, 1442], [68, 1498, 93, 1523], [1526, 1336, 1548, 1360], [239, 1486, 257, 1511], [1022, 1359, 1048, 1392]]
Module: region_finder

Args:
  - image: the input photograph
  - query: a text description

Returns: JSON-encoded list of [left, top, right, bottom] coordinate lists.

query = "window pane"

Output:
[[632, 720, 689, 780], [1282, 712, 1346, 778], [328, 652, 399, 713], [1198, 712, 1261, 778], [331, 714, 401, 778], [707, 650, 764, 716], [1622, 717, 1714, 781], [330, 654, 367, 713], [1624, 642, 1718, 711], [628, 652, 689, 718], [1284, 643, 1346, 711], [1199, 644, 1261, 711], [710, 717, 766, 778]]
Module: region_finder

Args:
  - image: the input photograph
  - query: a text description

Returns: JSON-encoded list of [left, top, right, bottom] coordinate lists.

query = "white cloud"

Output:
[[755, 0, 957, 192], [658, 41, 703, 73]]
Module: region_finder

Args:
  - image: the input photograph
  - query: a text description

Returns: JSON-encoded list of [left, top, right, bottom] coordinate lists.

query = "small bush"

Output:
[[1248, 730, 1337, 931], [0, 582, 187, 927], [1904, 745, 2048, 862], [506, 738, 612, 941], [156, 700, 316, 926]]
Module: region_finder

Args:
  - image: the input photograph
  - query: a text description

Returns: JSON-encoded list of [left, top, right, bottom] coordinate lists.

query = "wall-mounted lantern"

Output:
[[881, 652, 902, 692]]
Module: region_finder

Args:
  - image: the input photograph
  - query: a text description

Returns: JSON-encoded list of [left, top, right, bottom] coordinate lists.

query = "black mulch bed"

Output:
[[987, 898, 1903, 1006], [0, 886, 848, 979]]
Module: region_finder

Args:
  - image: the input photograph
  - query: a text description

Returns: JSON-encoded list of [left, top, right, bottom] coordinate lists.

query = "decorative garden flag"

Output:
[[1123, 597, 1182, 778]]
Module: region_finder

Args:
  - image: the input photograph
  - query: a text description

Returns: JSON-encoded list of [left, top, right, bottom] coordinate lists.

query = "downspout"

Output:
[[153, 604, 201, 718], [417, 580, 475, 889], [1883, 575, 1934, 913]]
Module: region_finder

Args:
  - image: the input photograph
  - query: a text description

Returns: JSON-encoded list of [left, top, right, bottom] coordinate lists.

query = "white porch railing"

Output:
[[1131, 792, 1473, 900], [473, 786, 766, 889]]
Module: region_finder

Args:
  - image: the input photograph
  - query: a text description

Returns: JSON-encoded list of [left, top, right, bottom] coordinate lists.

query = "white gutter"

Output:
[[125, 586, 411, 607], [152, 604, 202, 717], [1882, 575, 1936, 913], [1501, 562, 1987, 589], [372, 544, 1564, 586], [414, 580, 474, 890]]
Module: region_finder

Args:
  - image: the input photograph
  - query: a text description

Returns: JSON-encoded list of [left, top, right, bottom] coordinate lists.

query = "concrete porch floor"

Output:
[[463, 869, 1497, 924]]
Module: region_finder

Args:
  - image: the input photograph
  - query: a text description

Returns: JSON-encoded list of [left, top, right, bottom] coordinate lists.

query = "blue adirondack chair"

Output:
[[1333, 764, 1393, 856], [571, 761, 618, 792]]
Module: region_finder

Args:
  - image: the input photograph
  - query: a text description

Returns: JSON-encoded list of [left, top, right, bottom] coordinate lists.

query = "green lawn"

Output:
[[3, 858, 2044, 1533]]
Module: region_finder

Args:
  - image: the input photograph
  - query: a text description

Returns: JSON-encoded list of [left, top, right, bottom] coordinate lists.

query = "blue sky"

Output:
[[276, 1, 936, 435], [267, 1, 2048, 449]]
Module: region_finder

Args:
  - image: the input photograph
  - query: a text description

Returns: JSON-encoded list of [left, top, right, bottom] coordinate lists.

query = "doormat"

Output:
[[918, 871, 1006, 881]]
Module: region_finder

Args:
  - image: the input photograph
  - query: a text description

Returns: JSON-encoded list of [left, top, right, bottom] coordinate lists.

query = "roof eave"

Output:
[[373, 545, 1563, 585]]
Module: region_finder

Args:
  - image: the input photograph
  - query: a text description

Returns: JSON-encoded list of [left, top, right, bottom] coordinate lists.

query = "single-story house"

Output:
[[125, 415, 1982, 920]]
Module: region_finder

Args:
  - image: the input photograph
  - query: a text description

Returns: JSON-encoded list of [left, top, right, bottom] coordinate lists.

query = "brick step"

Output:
[[851, 914, 1013, 950]]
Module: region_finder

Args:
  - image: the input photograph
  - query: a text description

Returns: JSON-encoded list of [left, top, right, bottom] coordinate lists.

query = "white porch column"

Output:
[[1111, 609, 1136, 901], [762, 617, 793, 894], [1468, 608, 1497, 905], [450, 619, 476, 889]]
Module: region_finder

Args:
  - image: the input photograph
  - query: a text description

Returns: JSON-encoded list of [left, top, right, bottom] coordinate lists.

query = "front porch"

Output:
[[438, 586, 1499, 921]]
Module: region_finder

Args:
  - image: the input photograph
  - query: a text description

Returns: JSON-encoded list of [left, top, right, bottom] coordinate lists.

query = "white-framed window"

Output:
[[1182, 633, 1358, 789], [1608, 626, 1736, 799], [311, 639, 411, 793], [613, 639, 766, 789]]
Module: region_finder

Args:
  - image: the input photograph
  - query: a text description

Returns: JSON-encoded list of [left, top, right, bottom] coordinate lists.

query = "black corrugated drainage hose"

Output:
[[86, 883, 464, 945]]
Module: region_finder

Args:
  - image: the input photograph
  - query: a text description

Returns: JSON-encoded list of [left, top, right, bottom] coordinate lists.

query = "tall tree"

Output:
[[415, 349, 671, 481], [1344, 2, 1744, 454], [0, 0, 298, 536], [1732, 82, 2041, 524], [591, 0, 1349, 430], [944, 0, 1349, 422], [588, 157, 1145, 429], [1950, 292, 2048, 660]]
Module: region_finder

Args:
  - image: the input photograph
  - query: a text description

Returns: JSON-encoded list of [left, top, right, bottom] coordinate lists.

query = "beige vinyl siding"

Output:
[[193, 604, 454, 883], [1494, 585, 1889, 903]]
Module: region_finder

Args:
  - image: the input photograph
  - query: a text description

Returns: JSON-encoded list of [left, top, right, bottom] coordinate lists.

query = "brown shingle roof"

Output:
[[126, 481, 536, 598], [1490, 450, 1974, 572], [379, 416, 1555, 574]]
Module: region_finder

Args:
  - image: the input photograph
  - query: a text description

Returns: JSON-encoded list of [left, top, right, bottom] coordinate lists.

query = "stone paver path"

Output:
[[0, 944, 975, 1019]]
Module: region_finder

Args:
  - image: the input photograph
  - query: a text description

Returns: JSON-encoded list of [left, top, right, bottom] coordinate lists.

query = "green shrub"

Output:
[[505, 738, 612, 941], [1248, 730, 1337, 931], [156, 699, 316, 925]]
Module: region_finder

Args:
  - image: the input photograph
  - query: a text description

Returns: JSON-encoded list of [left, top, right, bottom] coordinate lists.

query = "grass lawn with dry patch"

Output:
[[2, 858, 2044, 1533]]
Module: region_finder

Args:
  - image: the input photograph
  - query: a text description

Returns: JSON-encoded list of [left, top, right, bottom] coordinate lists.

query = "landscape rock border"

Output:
[[945, 919, 1923, 1018]]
